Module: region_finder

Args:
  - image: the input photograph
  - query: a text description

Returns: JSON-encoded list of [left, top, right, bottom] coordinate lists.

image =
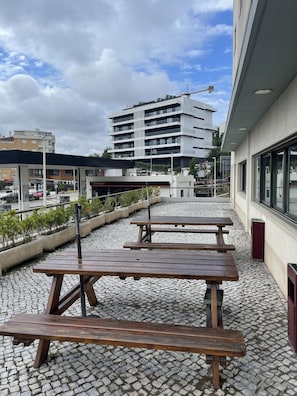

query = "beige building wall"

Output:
[[232, 75, 297, 296], [228, 1, 297, 297]]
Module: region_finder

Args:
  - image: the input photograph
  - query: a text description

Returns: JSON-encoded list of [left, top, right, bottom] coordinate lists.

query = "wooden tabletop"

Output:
[[130, 216, 233, 227], [33, 249, 238, 282]]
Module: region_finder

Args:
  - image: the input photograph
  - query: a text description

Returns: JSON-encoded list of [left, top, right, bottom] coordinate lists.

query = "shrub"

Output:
[[103, 196, 116, 212], [0, 210, 21, 247]]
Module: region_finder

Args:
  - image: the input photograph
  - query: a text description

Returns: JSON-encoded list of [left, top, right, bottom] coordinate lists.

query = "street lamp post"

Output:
[[212, 157, 217, 198], [43, 133, 47, 206], [171, 155, 174, 197]]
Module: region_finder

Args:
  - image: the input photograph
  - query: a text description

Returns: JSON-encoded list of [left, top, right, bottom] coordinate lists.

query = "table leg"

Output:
[[34, 274, 64, 368], [137, 225, 142, 242], [207, 283, 226, 369], [212, 356, 220, 388], [216, 226, 224, 245], [210, 283, 218, 328], [216, 226, 228, 252]]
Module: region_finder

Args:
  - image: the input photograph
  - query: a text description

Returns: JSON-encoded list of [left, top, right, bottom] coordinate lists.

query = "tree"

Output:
[[101, 147, 112, 158], [188, 158, 198, 179], [208, 130, 230, 163], [89, 147, 112, 158]]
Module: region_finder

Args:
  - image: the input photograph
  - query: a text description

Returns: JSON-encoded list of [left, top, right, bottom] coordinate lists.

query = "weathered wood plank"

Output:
[[123, 241, 235, 252], [0, 313, 246, 388]]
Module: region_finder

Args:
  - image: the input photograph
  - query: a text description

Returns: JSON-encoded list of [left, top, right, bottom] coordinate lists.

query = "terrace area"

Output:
[[0, 198, 296, 395]]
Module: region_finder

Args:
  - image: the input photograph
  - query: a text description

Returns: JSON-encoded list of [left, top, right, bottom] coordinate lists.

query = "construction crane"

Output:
[[179, 85, 214, 97]]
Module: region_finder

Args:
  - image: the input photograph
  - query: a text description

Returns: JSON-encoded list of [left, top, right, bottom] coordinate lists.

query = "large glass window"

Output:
[[240, 161, 246, 192], [288, 145, 297, 218], [272, 150, 285, 211], [253, 137, 297, 223], [254, 156, 261, 202], [262, 154, 271, 206]]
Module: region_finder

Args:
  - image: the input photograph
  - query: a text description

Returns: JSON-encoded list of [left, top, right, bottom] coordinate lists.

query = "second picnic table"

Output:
[[125, 215, 234, 252]]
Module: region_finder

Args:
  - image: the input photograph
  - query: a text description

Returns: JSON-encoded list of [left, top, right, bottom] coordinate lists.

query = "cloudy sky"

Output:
[[0, 0, 233, 156]]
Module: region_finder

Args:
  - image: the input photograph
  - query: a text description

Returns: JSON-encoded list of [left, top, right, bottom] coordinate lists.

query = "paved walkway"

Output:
[[0, 199, 296, 395]]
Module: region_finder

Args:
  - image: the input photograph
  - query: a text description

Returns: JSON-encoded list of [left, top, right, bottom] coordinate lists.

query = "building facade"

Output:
[[0, 130, 55, 182], [0, 130, 55, 153], [222, 0, 297, 296], [109, 95, 215, 169]]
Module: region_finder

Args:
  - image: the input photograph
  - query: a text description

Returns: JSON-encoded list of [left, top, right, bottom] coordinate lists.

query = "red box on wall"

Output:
[[288, 263, 297, 352], [251, 219, 265, 260]]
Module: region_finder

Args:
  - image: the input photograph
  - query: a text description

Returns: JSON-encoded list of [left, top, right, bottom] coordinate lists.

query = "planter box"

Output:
[[89, 214, 106, 231], [118, 207, 129, 218], [105, 211, 120, 224], [0, 239, 44, 276], [79, 221, 92, 237], [42, 227, 76, 252], [128, 201, 144, 214]]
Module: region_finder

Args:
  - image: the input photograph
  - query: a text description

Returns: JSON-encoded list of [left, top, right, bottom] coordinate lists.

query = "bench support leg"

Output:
[[212, 356, 220, 388], [34, 274, 101, 367], [34, 274, 64, 367]]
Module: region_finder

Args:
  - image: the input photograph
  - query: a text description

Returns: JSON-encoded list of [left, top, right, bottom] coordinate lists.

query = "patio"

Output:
[[0, 199, 296, 395]]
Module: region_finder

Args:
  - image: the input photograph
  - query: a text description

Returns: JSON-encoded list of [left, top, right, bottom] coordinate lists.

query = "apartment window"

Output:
[[145, 125, 180, 137], [48, 169, 59, 176], [112, 114, 134, 123], [145, 104, 180, 117], [65, 170, 74, 176]]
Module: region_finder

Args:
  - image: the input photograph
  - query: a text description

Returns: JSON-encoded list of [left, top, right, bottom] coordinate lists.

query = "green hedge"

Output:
[[0, 188, 159, 250]]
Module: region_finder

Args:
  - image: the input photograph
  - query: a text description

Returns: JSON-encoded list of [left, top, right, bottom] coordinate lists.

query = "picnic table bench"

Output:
[[123, 241, 235, 252], [0, 249, 245, 388], [128, 215, 234, 252], [1, 313, 245, 388]]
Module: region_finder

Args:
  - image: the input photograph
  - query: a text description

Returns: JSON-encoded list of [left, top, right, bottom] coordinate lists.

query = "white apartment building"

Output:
[[109, 94, 216, 169]]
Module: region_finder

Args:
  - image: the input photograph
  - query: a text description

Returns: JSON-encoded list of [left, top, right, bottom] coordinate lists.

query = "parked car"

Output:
[[0, 193, 18, 203], [33, 190, 50, 200]]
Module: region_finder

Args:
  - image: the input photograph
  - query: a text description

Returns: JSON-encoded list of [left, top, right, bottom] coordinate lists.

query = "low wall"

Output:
[[0, 196, 161, 276]]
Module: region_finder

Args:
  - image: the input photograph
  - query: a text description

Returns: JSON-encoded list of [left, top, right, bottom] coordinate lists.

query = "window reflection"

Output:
[[273, 151, 284, 211], [288, 147, 297, 217]]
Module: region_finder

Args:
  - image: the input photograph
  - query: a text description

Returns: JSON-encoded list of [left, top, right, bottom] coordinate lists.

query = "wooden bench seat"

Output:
[[149, 228, 229, 234], [123, 241, 235, 252], [0, 313, 246, 388]]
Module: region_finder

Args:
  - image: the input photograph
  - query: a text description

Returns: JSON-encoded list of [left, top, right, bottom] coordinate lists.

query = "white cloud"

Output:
[[0, 0, 233, 155], [192, 0, 233, 13]]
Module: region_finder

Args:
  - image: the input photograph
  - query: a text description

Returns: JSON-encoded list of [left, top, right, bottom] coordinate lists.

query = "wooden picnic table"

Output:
[[127, 215, 234, 251], [33, 249, 238, 358], [0, 248, 244, 388]]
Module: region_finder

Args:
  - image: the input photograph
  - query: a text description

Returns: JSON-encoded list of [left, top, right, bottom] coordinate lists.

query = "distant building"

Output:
[[0, 129, 55, 153], [109, 94, 216, 169], [0, 130, 55, 182]]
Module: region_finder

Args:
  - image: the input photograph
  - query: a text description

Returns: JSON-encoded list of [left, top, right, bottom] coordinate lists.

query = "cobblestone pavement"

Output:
[[1, 199, 297, 395]]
